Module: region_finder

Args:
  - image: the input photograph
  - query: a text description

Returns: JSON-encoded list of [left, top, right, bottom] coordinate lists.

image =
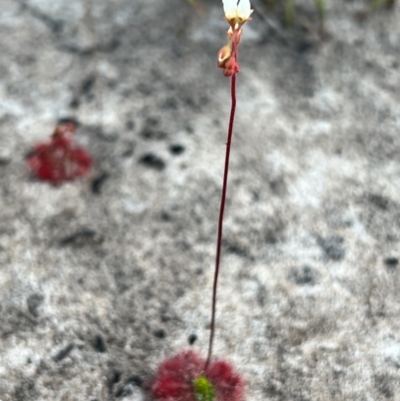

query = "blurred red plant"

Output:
[[151, 351, 244, 401], [27, 120, 92, 184]]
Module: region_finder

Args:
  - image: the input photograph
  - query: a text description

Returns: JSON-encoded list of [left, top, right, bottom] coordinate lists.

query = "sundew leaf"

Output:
[[194, 376, 216, 401]]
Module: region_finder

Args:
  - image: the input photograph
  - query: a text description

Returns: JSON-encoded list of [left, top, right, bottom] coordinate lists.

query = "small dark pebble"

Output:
[[53, 343, 74, 362], [384, 257, 398, 268], [227, 243, 249, 258], [169, 144, 185, 155], [91, 172, 109, 194], [160, 211, 172, 221], [110, 370, 121, 384], [139, 153, 166, 171], [59, 229, 103, 247], [153, 329, 166, 339], [93, 335, 107, 353], [188, 334, 197, 345]]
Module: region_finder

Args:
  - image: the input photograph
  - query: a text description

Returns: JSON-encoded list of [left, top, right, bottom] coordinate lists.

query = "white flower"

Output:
[[222, 0, 253, 24]]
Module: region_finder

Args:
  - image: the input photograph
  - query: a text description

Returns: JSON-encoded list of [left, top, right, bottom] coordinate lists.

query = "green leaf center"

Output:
[[193, 375, 215, 401]]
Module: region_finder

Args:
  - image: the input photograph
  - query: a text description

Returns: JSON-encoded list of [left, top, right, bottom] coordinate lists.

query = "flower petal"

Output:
[[222, 0, 237, 20], [237, 0, 252, 20]]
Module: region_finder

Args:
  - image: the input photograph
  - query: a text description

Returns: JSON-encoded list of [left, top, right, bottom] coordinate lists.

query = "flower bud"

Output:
[[222, 0, 253, 28], [218, 44, 232, 68]]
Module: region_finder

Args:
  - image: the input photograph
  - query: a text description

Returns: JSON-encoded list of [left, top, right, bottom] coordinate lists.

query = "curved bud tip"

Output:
[[218, 44, 232, 68]]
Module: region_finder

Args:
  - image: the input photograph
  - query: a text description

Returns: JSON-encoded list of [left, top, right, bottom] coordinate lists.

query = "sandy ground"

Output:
[[1, 0, 400, 400]]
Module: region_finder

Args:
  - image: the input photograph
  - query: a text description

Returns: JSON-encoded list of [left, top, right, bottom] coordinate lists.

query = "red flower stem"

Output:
[[206, 72, 237, 370]]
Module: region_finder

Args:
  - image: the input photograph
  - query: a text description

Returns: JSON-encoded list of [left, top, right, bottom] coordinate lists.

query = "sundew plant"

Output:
[[151, 1, 253, 401], [27, 120, 92, 184]]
